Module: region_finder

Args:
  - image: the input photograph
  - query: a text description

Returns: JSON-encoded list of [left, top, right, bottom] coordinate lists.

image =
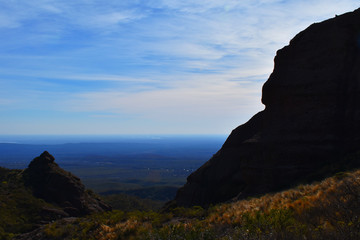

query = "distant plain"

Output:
[[0, 135, 226, 201]]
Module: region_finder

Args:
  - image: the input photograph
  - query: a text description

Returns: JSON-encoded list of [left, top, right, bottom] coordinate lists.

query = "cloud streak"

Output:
[[0, 0, 359, 134]]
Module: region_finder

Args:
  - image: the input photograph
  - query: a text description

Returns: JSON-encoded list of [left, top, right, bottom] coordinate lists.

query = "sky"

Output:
[[0, 0, 359, 135]]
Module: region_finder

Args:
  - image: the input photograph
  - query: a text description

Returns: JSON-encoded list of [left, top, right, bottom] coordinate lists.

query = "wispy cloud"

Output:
[[0, 0, 359, 134]]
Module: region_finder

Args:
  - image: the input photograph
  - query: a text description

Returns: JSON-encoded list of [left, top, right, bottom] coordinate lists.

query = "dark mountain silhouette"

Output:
[[22, 151, 111, 216], [0, 151, 111, 237], [175, 8, 360, 207]]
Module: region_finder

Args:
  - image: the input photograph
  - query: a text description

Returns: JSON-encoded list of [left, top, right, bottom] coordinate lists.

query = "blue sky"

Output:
[[0, 0, 359, 135]]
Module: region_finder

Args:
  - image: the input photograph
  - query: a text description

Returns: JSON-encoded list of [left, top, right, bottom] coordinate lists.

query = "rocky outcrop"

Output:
[[175, 8, 360, 206], [23, 151, 111, 216]]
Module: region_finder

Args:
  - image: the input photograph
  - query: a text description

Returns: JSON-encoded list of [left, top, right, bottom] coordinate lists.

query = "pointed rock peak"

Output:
[[23, 152, 111, 216], [28, 151, 55, 168], [40, 151, 55, 162]]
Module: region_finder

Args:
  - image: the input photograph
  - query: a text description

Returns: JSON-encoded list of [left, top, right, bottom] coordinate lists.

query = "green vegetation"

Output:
[[1, 165, 360, 239], [35, 169, 360, 240], [102, 193, 164, 211], [0, 167, 58, 239]]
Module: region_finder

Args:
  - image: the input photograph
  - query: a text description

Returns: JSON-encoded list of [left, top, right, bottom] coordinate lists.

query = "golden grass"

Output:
[[41, 169, 360, 239], [208, 169, 360, 229]]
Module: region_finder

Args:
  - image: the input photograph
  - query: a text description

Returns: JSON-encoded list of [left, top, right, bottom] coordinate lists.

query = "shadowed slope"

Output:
[[23, 151, 111, 216], [175, 8, 360, 206]]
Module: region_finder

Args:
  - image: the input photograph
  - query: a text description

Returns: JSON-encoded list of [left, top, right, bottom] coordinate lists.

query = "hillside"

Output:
[[0, 166, 58, 239], [22, 151, 111, 216], [1, 153, 359, 239], [0, 152, 111, 239], [175, 8, 360, 206], [13, 168, 360, 240]]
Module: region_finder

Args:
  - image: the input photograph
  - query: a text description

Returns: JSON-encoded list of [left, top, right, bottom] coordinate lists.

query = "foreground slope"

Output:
[[175, 8, 360, 206], [23, 168, 360, 240]]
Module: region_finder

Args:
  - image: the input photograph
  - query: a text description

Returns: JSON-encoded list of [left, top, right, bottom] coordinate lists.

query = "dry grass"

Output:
[[41, 169, 360, 240], [206, 169, 360, 239]]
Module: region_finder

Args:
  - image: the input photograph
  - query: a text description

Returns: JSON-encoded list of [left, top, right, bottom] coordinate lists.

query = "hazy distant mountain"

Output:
[[175, 8, 360, 206]]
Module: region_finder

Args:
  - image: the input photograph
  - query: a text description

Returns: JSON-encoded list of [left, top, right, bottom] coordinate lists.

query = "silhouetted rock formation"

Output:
[[175, 8, 360, 207], [23, 151, 111, 216]]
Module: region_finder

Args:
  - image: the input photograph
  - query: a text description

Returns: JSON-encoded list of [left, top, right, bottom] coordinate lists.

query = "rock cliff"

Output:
[[23, 151, 111, 216], [175, 8, 360, 206]]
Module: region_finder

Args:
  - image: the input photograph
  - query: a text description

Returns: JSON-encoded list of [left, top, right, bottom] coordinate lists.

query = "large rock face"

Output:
[[175, 8, 360, 207], [23, 151, 111, 216]]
